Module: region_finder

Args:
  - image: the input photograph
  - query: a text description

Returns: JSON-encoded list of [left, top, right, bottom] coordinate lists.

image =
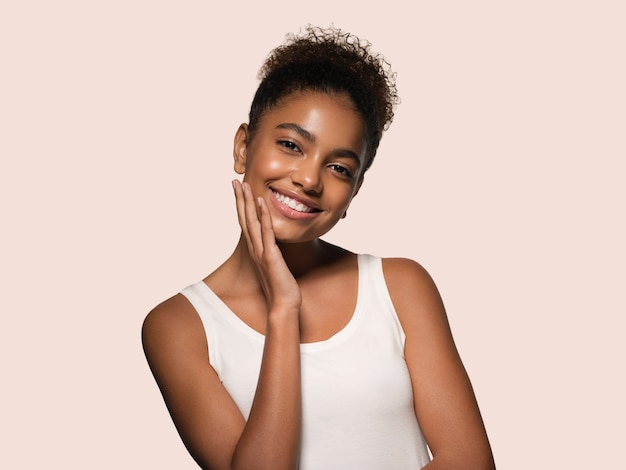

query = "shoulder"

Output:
[[380, 257, 436, 290], [380, 257, 449, 335], [142, 292, 203, 341], [381, 257, 442, 307], [142, 292, 209, 370]]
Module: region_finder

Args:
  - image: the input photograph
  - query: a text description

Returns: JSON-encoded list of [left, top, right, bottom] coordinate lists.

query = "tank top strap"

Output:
[[357, 254, 407, 349]]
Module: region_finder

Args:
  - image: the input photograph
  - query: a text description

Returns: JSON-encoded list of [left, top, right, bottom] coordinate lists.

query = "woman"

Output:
[[143, 26, 495, 469]]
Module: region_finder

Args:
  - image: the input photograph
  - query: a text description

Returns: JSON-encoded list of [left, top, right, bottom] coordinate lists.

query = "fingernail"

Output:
[[257, 197, 263, 207]]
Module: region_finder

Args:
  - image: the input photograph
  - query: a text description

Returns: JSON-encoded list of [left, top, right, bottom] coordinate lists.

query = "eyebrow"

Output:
[[276, 123, 316, 143], [275, 122, 362, 168]]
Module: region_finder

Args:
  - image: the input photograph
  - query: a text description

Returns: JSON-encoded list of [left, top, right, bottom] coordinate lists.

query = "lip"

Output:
[[268, 187, 321, 220]]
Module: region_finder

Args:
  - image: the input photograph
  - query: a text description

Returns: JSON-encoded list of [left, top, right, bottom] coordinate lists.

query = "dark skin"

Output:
[[143, 91, 495, 469]]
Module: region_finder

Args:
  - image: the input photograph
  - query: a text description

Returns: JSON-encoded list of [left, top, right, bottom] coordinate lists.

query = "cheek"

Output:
[[248, 153, 289, 175], [266, 158, 285, 172]]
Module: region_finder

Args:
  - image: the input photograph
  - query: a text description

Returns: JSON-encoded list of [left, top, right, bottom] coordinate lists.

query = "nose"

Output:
[[291, 158, 323, 194]]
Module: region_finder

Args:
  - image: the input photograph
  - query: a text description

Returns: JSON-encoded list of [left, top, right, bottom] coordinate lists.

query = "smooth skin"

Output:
[[142, 92, 495, 469]]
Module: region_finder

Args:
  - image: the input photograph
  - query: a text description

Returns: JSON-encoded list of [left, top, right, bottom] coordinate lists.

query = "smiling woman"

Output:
[[142, 25, 495, 470]]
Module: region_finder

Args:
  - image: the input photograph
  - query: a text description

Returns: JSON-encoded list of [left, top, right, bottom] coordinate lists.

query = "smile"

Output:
[[272, 190, 318, 213]]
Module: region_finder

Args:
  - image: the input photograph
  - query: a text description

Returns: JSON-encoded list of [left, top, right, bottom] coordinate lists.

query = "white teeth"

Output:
[[273, 191, 314, 213]]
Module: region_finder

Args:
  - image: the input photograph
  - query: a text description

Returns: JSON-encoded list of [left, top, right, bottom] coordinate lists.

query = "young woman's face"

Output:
[[234, 92, 367, 243]]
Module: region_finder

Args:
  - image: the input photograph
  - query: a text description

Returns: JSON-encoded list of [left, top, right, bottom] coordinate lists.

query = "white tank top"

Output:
[[181, 254, 431, 469]]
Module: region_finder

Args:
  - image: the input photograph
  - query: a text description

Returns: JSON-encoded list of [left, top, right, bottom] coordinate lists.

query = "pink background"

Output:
[[2, 1, 624, 468]]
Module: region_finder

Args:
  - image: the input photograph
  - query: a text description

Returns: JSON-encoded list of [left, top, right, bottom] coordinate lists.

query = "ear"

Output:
[[233, 123, 249, 175]]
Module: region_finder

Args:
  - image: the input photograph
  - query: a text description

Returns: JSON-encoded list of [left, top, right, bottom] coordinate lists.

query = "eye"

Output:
[[329, 164, 353, 179], [277, 140, 301, 153]]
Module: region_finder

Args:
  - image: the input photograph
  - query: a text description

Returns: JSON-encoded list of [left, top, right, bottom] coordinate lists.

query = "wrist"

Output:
[[266, 306, 300, 334], [268, 305, 300, 320]]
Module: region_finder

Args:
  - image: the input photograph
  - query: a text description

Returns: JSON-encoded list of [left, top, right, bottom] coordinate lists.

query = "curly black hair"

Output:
[[248, 25, 399, 173]]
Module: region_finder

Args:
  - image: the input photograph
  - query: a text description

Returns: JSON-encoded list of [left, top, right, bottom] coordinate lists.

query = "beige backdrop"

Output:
[[2, 1, 624, 468]]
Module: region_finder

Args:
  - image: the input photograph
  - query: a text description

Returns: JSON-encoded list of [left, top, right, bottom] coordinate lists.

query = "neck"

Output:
[[231, 235, 340, 280], [277, 239, 327, 277]]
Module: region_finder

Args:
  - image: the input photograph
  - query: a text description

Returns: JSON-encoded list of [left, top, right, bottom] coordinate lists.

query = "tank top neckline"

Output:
[[196, 254, 372, 352]]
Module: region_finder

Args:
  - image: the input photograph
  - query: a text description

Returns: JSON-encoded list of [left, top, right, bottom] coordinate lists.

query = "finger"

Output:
[[232, 179, 246, 228], [257, 196, 277, 252], [233, 180, 253, 248], [242, 182, 264, 255]]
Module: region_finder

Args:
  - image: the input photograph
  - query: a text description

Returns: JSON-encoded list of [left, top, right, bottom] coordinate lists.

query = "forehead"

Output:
[[257, 92, 367, 154]]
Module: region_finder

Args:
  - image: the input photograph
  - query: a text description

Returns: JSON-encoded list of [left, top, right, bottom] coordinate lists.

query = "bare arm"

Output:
[[383, 258, 495, 469], [230, 181, 302, 469], [142, 181, 302, 469]]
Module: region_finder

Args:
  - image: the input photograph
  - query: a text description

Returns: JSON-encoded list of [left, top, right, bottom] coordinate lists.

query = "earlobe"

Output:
[[233, 123, 249, 175]]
